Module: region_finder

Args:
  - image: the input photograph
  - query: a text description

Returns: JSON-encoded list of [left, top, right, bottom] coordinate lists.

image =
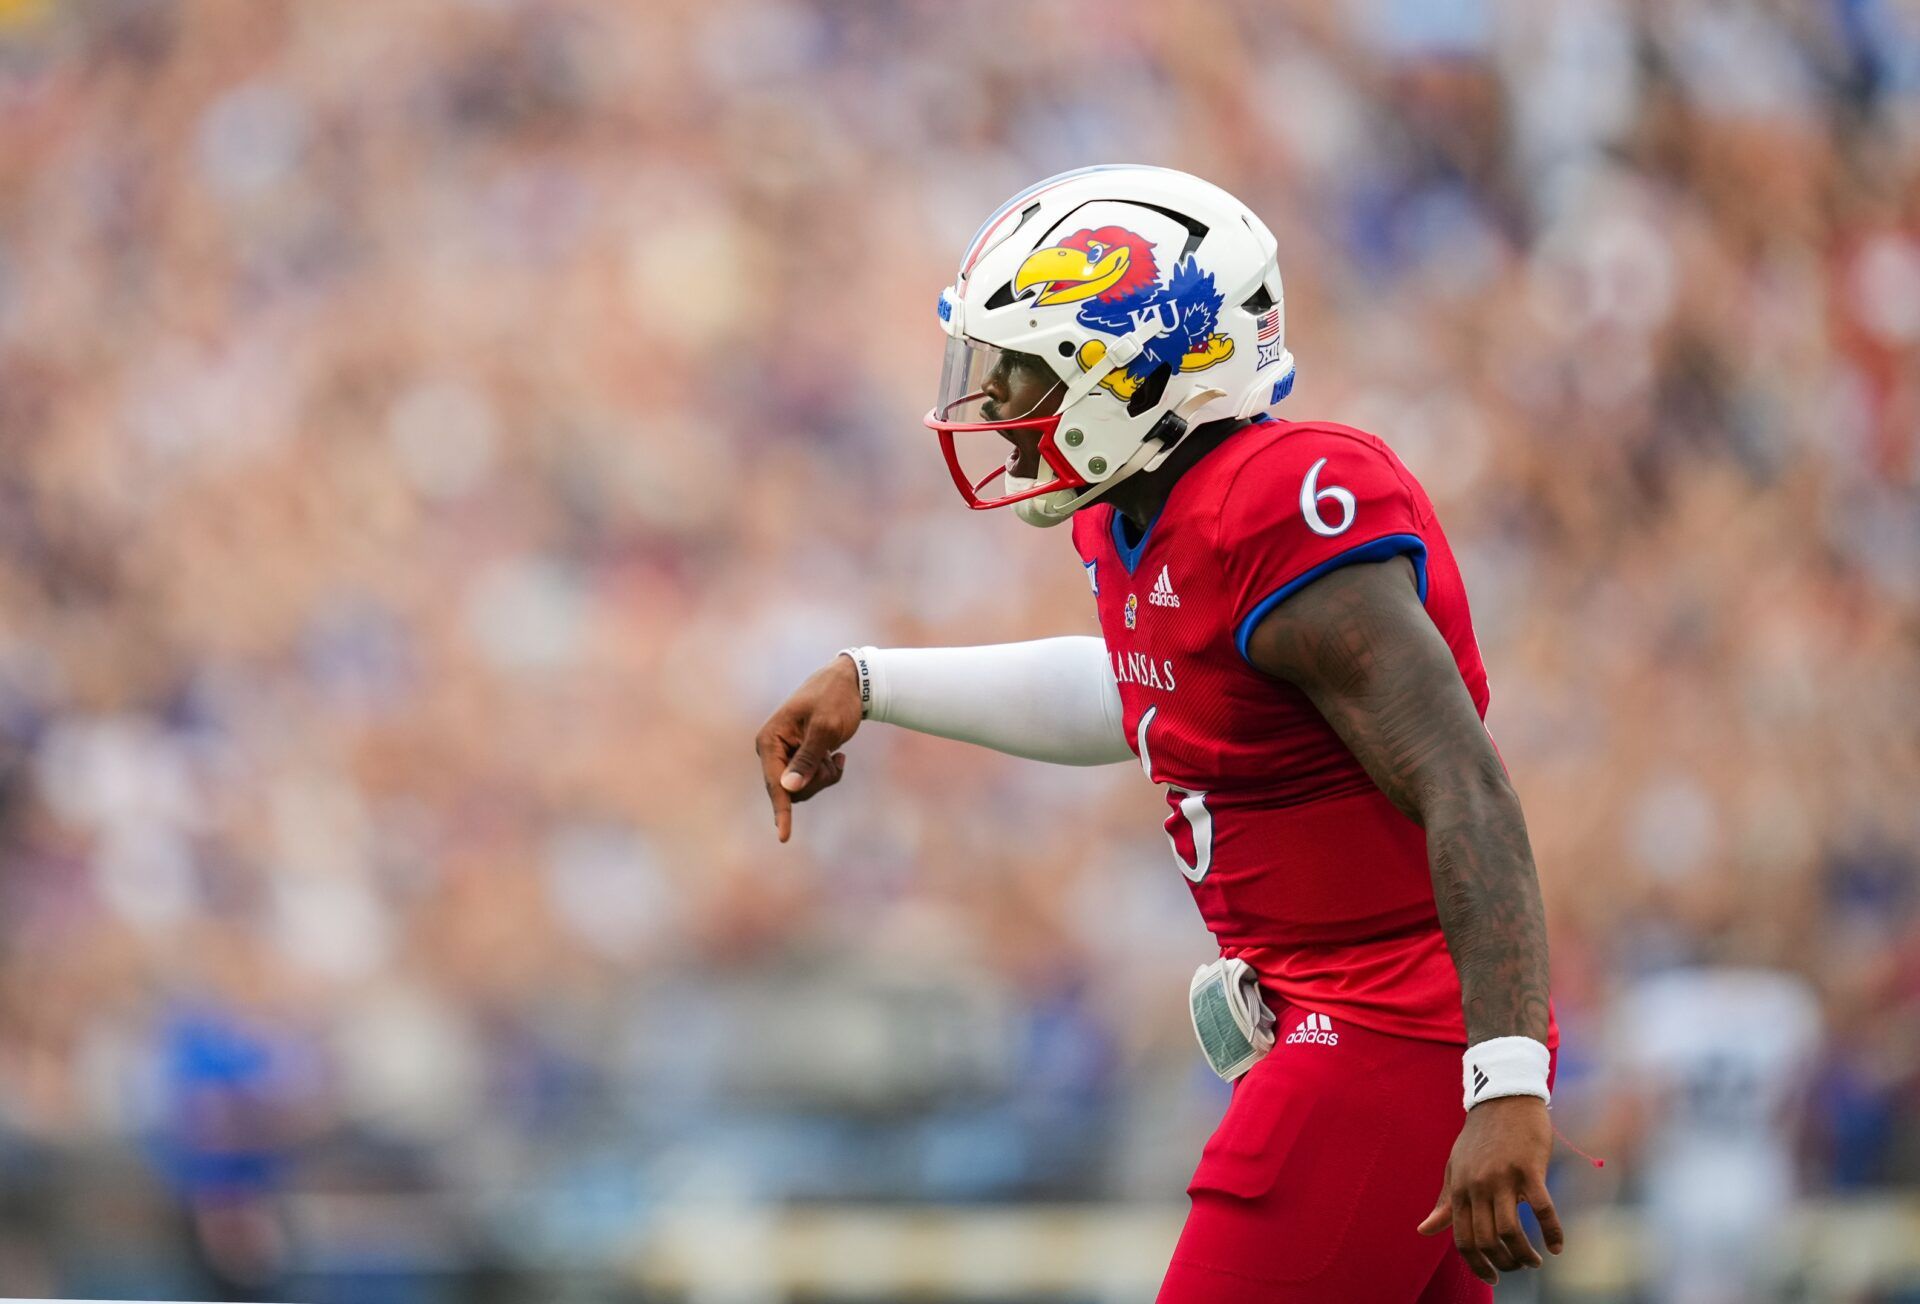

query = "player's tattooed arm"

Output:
[[1242, 555, 1550, 1044], [1247, 555, 1560, 1283]]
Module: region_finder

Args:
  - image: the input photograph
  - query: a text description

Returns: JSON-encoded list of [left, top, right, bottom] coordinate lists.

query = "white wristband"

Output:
[[1463, 1036, 1551, 1110], [839, 647, 876, 718]]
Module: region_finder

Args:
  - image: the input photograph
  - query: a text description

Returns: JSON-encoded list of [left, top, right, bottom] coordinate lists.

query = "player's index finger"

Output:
[[758, 725, 794, 783], [759, 738, 795, 839], [762, 773, 792, 837], [765, 768, 793, 839]]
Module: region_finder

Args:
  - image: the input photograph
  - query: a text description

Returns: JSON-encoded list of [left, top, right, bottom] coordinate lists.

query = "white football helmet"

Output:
[[926, 164, 1295, 527]]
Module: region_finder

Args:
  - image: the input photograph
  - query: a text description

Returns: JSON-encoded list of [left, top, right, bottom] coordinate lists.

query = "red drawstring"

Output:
[[1553, 1119, 1606, 1168]]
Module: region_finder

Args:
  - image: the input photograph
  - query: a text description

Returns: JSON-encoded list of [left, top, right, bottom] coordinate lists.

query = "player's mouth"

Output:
[[998, 427, 1043, 479]]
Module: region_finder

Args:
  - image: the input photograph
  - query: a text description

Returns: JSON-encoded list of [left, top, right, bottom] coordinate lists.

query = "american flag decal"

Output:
[[1255, 307, 1285, 369]]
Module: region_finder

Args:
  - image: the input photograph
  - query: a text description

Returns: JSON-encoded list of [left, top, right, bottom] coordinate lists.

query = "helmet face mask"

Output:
[[924, 165, 1297, 525], [927, 337, 1084, 511]]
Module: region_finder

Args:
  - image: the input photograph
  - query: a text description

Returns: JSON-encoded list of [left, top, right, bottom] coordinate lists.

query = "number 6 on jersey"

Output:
[[1300, 456, 1356, 537], [1136, 706, 1213, 881]]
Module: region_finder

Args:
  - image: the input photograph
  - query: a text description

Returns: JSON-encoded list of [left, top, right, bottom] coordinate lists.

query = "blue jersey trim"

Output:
[[1234, 533, 1429, 663], [1110, 506, 1161, 575]]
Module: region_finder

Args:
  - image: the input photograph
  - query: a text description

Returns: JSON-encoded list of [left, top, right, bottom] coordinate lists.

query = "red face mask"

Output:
[[923, 336, 1085, 510]]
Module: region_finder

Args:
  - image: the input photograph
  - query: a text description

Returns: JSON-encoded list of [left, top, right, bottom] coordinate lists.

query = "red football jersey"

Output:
[[1072, 417, 1556, 1047]]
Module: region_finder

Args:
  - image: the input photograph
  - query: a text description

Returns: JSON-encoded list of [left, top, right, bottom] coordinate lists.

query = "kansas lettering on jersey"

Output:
[[1072, 417, 1558, 1047]]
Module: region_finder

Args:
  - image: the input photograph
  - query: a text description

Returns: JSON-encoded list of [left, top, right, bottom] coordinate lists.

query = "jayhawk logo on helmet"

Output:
[[1012, 226, 1234, 403]]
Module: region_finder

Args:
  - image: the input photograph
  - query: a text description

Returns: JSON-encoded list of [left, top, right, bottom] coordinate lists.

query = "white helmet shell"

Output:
[[927, 164, 1296, 525]]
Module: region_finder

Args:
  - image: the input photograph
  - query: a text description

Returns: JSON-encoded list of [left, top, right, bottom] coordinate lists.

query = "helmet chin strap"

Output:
[[1011, 442, 1157, 528], [1012, 387, 1226, 528]]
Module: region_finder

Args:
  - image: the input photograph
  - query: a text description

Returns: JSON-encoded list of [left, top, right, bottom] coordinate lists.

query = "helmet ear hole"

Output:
[[1126, 364, 1173, 417]]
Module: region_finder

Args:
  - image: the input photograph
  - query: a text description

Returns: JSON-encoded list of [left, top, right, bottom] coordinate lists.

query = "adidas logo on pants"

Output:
[[1284, 1011, 1339, 1046]]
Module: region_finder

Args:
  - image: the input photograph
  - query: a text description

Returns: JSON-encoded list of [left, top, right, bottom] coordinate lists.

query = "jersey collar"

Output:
[[1106, 417, 1279, 575], [1110, 504, 1160, 575]]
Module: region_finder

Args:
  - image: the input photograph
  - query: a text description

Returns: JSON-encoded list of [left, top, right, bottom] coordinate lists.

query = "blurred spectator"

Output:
[[1607, 965, 1822, 1304]]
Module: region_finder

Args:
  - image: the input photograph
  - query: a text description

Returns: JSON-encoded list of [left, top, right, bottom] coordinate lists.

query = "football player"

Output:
[[756, 165, 1562, 1301], [1611, 963, 1819, 1304]]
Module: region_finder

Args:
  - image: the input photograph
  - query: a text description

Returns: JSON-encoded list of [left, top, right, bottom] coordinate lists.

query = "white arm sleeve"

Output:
[[842, 638, 1132, 766]]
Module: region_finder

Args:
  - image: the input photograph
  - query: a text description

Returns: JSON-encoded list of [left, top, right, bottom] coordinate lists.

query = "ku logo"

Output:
[[1124, 592, 1139, 629], [1013, 225, 1234, 405]]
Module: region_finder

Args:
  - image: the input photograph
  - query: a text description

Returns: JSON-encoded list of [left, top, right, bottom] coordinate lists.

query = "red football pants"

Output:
[[1157, 1003, 1494, 1303]]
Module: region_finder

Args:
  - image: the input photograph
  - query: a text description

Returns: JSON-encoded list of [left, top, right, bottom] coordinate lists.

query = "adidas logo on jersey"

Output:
[[1147, 564, 1180, 608], [1284, 1012, 1339, 1046]]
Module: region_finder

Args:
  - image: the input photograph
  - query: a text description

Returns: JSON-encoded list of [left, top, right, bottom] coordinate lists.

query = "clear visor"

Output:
[[933, 336, 1067, 427], [926, 337, 1083, 510]]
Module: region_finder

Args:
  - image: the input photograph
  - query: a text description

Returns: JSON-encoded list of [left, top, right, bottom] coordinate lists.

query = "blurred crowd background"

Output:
[[0, 0, 1917, 1300]]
